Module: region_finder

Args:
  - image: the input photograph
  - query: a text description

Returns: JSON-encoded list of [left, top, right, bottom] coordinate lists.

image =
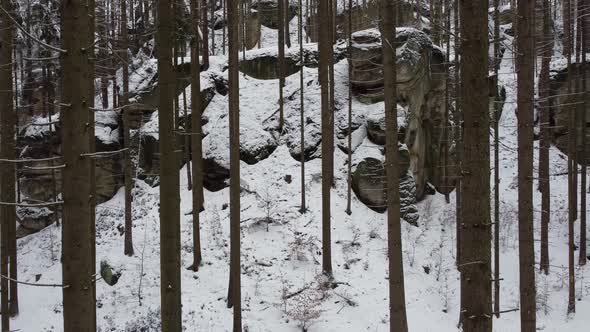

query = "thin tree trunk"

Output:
[[442, 0, 450, 204], [190, 0, 204, 271], [157, 0, 182, 329], [459, 1, 492, 331], [202, 0, 210, 68], [565, 0, 576, 315], [453, 0, 462, 269], [278, 0, 286, 131], [516, 0, 537, 329], [299, 0, 306, 213], [382, 1, 409, 330], [285, 0, 291, 48], [319, 0, 333, 276], [493, 0, 501, 317], [0, 0, 17, 326], [60, 0, 97, 329], [580, 8, 588, 266], [228, 0, 242, 329], [346, 0, 353, 216], [122, 0, 134, 257], [539, 0, 552, 275]]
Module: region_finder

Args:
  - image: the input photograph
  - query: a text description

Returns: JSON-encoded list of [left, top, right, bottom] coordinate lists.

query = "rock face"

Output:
[[17, 111, 124, 235], [351, 152, 419, 225], [239, 44, 346, 80], [549, 63, 590, 164], [305, 0, 416, 42], [255, 0, 298, 29], [351, 27, 450, 198]]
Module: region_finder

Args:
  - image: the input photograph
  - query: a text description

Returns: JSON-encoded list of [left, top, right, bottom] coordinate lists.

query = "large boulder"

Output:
[[549, 62, 590, 164], [16, 207, 55, 232], [255, 0, 298, 29], [351, 153, 418, 225], [239, 44, 346, 80], [305, 0, 416, 42], [350, 27, 450, 198]]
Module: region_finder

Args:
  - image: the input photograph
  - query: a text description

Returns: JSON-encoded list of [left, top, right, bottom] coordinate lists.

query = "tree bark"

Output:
[[190, 0, 204, 271], [382, 1, 409, 331], [565, 0, 576, 315], [157, 0, 182, 329], [319, 0, 333, 276], [121, 0, 134, 257], [539, 0, 552, 275], [493, 0, 501, 317], [459, 0, 492, 331], [60, 0, 97, 329], [278, 0, 286, 131], [580, 6, 588, 266], [228, 0, 242, 329], [516, 0, 537, 329], [0, 0, 17, 327], [202, 0, 210, 68], [299, 0, 306, 213]]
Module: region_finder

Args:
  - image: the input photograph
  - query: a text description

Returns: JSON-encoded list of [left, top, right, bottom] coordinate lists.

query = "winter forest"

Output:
[[0, 0, 589, 331]]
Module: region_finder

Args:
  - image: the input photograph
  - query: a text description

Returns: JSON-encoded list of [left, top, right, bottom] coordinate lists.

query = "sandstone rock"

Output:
[[16, 206, 54, 231], [350, 27, 450, 198], [351, 153, 418, 225], [255, 0, 297, 29], [549, 63, 590, 165]]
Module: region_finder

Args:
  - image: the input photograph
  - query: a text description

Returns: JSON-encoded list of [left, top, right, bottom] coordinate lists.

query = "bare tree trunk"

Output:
[[539, 0, 552, 275], [121, 0, 134, 257], [157, 0, 182, 329], [516, 0, 537, 329], [442, 0, 450, 204], [346, 0, 353, 216], [459, 1, 492, 331], [299, 0, 306, 213], [382, 1, 409, 330], [190, 0, 204, 271], [228, 0, 242, 329], [278, 0, 286, 131], [202, 0, 210, 68], [285, 0, 291, 48], [60, 0, 97, 329], [453, 0, 462, 269], [0, 0, 17, 327], [565, 0, 576, 315], [319, 0, 333, 276], [493, 0, 501, 317], [580, 7, 588, 266]]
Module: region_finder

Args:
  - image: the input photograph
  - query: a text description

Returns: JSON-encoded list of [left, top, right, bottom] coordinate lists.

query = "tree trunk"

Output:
[[565, 0, 576, 315], [228, 0, 242, 329], [0, 0, 17, 327], [202, 0, 210, 68], [346, 0, 353, 216], [539, 0, 552, 275], [121, 0, 134, 257], [60, 0, 97, 329], [459, 1, 492, 331], [190, 0, 204, 271], [516, 0, 537, 329], [299, 0, 306, 213], [493, 0, 501, 317], [278, 0, 286, 131], [382, 1, 409, 331], [157, 0, 182, 329], [319, 0, 333, 276], [580, 6, 588, 266], [453, 0, 462, 269]]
